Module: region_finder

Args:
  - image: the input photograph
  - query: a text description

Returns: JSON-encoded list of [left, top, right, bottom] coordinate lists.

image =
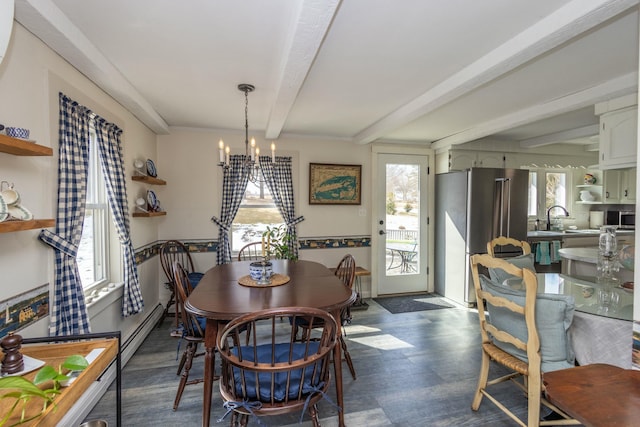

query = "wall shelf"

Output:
[[0, 134, 53, 156], [131, 175, 166, 185], [132, 211, 166, 217], [0, 219, 55, 233]]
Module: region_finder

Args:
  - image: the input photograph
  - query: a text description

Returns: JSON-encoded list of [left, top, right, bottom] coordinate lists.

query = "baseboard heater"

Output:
[[57, 303, 164, 427]]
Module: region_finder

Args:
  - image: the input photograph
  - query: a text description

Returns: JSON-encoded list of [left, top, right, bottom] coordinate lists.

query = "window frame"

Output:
[[78, 128, 111, 293], [231, 179, 284, 254], [527, 167, 572, 219]]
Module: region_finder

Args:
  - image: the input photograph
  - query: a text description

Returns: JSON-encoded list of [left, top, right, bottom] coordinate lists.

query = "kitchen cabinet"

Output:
[[448, 150, 504, 170], [603, 169, 622, 203], [601, 168, 636, 204], [597, 103, 637, 170], [620, 167, 636, 203]]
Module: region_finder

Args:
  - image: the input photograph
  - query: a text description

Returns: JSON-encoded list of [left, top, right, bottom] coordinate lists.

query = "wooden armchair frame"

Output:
[[487, 236, 531, 257], [470, 254, 578, 427], [217, 306, 338, 426]]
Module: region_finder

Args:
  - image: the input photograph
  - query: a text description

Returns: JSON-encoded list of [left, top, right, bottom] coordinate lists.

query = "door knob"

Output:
[[379, 230, 386, 235]]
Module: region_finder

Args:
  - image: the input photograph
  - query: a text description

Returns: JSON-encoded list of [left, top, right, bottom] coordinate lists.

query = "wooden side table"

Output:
[[543, 363, 640, 427], [0, 333, 121, 426], [329, 266, 370, 309]]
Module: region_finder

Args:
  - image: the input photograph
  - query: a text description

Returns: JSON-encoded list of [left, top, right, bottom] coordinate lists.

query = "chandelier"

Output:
[[217, 83, 278, 184]]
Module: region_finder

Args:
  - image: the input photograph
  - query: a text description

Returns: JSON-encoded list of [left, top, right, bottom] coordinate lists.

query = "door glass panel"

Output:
[[385, 163, 420, 276]]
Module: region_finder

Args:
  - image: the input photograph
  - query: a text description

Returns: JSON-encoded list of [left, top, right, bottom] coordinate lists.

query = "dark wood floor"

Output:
[[85, 298, 533, 426]]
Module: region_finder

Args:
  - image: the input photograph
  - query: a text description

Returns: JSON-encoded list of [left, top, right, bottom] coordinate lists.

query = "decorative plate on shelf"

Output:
[[147, 190, 159, 211], [0, 193, 8, 222], [146, 159, 157, 177], [8, 204, 33, 220]]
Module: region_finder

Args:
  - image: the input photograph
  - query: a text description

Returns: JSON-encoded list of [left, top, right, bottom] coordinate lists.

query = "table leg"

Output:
[[202, 319, 219, 427], [332, 309, 346, 427]]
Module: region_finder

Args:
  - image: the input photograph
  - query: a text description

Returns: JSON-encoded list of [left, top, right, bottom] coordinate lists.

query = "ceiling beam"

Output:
[[353, 0, 639, 145], [265, 0, 341, 140], [519, 124, 600, 148], [431, 73, 637, 151], [14, 0, 169, 134]]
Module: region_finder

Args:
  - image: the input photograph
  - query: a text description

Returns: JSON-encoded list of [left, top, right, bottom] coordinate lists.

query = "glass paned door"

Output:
[[377, 153, 429, 295]]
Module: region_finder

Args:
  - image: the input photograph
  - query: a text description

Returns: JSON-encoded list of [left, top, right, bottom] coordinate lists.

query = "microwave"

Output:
[[606, 210, 635, 229]]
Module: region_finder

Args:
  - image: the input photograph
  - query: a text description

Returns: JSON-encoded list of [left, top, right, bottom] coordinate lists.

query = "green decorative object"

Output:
[[584, 173, 596, 184]]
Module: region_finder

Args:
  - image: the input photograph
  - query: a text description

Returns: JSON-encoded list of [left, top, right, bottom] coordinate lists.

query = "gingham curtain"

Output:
[[211, 155, 250, 264], [94, 117, 144, 316], [258, 156, 304, 258], [38, 93, 91, 335]]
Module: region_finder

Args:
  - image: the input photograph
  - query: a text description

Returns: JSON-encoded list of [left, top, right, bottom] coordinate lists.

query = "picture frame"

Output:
[[309, 163, 361, 205]]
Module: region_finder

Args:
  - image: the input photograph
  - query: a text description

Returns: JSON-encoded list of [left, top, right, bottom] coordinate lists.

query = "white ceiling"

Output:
[[13, 0, 640, 150]]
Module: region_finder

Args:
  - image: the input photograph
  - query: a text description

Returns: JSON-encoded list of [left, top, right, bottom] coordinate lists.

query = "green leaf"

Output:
[[33, 365, 58, 385], [62, 355, 88, 371], [0, 376, 43, 395]]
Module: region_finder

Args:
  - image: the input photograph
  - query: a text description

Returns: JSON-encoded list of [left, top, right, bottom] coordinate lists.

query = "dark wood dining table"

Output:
[[185, 259, 356, 427], [543, 363, 640, 426]]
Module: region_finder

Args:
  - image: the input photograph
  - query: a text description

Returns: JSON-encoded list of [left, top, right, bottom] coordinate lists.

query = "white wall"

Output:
[[157, 129, 374, 289], [0, 23, 161, 338]]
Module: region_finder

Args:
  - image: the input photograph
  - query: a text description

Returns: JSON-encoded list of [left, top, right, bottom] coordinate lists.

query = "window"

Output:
[[231, 180, 283, 252], [528, 168, 569, 217], [77, 128, 109, 290]]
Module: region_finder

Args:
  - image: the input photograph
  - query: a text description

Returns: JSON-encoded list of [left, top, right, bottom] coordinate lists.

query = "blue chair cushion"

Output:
[[231, 342, 323, 402], [187, 272, 204, 287], [479, 275, 575, 373], [488, 253, 535, 285]]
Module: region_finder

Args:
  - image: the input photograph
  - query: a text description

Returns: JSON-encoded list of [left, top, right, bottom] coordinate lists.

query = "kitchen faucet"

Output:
[[546, 205, 569, 230]]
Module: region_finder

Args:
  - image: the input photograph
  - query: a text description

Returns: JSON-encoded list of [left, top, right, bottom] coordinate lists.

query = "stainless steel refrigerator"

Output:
[[434, 168, 529, 305]]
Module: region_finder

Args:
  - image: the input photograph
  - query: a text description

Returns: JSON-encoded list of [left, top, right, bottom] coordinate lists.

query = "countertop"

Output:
[[527, 229, 635, 239], [557, 247, 598, 263]]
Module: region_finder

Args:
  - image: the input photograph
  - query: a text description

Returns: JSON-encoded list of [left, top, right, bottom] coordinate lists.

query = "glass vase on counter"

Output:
[[596, 225, 619, 284]]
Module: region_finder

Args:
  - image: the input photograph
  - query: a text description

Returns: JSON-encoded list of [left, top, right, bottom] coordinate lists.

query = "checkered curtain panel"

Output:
[[94, 117, 143, 316], [212, 155, 250, 264], [259, 156, 304, 259], [38, 93, 92, 335]]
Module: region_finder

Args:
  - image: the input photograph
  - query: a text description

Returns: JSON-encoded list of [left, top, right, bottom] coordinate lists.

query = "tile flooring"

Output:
[[85, 298, 532, 426]]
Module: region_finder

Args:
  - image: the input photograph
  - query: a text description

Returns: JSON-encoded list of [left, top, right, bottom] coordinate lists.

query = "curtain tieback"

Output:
[[210, 216, 230, 232], [286, 216, 305, 227], [38, 229, 79, 258]]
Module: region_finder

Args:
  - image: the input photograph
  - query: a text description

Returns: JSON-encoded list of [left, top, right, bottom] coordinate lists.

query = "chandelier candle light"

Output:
[[217, 84, 279, 183]]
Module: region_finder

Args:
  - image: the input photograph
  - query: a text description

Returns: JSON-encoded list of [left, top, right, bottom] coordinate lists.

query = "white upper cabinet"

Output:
[[596, 95, 638, 170], [448, 150, 505, 170]]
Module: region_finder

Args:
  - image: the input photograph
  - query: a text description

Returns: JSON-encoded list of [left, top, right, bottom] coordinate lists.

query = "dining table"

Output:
[[543, 363, 640, 426], [536, 273, 634, 368], [185, 259, 357, 427]]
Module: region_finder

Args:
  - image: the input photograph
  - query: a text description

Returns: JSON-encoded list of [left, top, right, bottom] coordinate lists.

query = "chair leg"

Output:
[[173, 342, 196, 411], [176, 348, 187, 376], [340, 335, 357, 380], [157, 289, 176, 328], [527, 371, 542, 427], [471, 350, 490, 411], [309, 403, 320, 427]]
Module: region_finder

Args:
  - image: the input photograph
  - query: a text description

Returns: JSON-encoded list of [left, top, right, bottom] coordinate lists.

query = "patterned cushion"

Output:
[[231, 342, 323, 402], [479, 275, 575, 372]]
